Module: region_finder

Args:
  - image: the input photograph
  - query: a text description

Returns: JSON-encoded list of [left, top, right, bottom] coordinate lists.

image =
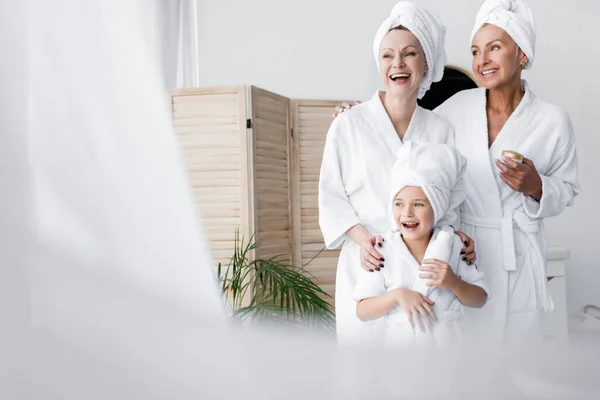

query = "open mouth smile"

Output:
[[481, 68, 498, 76], [401, 222, 419, 231], [390, 73, 410, 83]]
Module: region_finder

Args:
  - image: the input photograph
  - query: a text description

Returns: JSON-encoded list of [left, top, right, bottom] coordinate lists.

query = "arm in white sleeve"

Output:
[[353, 264, 393, 322], [352, 268, 387, 302], [452, 237, 490, 306], [318, 117, 362, 249], [456, 259, 490, 299], [522, 115, 580, 219]]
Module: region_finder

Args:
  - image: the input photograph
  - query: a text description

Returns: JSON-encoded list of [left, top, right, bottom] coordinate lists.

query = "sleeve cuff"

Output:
[[473, 280, 491, 301], [521, 175, 549, 219], [352, 272, 386, 301], [323, 216, 362, 249]]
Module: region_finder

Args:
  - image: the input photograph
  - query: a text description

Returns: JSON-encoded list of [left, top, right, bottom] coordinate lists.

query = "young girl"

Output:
[[353, 141, 489, 348]]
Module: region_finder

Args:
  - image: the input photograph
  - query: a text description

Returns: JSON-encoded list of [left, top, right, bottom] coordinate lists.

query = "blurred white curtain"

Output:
[[1, 0, 251, 398], [178, 0, 200, 87], [0, 0, 31, 396], [2, 1, 600, 400], [141, 0, 199, 88]]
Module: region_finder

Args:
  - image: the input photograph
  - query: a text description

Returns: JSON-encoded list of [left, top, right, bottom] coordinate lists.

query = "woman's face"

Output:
[[393, 186, 434, 241], [471, 24, 528, 89], [379, 28, 428, 98]]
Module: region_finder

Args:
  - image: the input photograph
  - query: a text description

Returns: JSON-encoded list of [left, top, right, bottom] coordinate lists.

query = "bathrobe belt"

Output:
[[461, 211, 553, 311]]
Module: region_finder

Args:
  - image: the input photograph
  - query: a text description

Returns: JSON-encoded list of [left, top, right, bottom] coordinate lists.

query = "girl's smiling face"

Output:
[[393, 186, 434, 241]]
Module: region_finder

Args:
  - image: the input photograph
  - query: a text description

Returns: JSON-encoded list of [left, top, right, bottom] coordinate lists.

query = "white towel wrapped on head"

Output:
[[388, 141, 467, 232], [373, 1, 447, 99], [471, 0, 536, 69]]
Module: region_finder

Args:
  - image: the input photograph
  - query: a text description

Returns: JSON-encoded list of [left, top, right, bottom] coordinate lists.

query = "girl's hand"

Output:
[[391, 288, 436, 332], [456, 231, 476, 265], [419, 259, 460, 291], [495, 157, 543, 201]]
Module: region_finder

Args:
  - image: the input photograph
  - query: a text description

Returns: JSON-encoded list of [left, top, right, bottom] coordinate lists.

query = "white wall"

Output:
[[198, 0, 600, 314]]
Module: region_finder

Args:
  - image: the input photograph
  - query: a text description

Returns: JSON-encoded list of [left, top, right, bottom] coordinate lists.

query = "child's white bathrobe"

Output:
[[353, 229, 489, 349], [318, 92, 454, 346], [435, 81, 580, 340], [352, 141, 487, 348]]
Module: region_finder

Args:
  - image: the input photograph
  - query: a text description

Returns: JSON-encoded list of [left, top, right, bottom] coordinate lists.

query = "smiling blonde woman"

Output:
[[434, 0, 580, 342], [318, 1, 475, 347], [331, 0, 580, 344]]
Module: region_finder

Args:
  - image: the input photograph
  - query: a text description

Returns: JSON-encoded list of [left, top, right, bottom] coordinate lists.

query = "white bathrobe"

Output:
[[318, 91, 454, 346], [353, 229, 488, 349], [434, 81, 580, 341]]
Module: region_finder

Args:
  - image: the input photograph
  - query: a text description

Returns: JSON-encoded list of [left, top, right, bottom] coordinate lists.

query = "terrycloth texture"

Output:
[[388, 141, 466, 231], [434, 81, 580, 341], [413, 227, 455, 295], [318, 92, 455, 347], [373, 1, 447, 99], [470, 0, 536, 69], [352, 229, 489, 349]]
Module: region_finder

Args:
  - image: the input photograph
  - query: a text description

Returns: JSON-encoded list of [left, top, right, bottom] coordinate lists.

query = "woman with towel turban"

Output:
[[435, 0, 580, 342], [335, 0, 580, 342], [318, 1, 475, 346], [353, 141, 489, 349]]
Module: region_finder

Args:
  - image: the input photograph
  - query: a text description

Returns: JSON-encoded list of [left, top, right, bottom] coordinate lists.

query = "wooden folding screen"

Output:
[[290, 100, 343, 301], [248, 87, 292, 261], [171, 85, 292, 267], [171, 86, 343, 302]]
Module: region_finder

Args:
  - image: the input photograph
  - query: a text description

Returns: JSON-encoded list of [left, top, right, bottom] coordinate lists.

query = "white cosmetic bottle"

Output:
[[414, 229, 454, 295]]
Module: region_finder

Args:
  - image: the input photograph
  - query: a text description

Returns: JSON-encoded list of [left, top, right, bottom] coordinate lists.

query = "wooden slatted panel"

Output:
[[171, 86, 249, 268], [291, 100, 349, 302], [250, 87, 292, 262]]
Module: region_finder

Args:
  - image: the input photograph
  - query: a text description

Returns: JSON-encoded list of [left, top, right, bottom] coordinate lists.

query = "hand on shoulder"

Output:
[[332, 100, 361, 120]]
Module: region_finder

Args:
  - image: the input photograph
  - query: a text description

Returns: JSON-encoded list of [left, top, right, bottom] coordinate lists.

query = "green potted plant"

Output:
[[216, 230, 335, 332]]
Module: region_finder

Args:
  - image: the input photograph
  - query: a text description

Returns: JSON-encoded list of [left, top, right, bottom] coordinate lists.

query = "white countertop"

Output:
[[547, 247, 570, 261], [547, 247, 569, 277]]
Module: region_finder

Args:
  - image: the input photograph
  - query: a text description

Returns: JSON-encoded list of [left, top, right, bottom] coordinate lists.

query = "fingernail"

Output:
[[464, 241, 468, 246], [369, 269, 374, 272], [379, 264, 383, 268], [375, 267, 380, 271], [378, 242, 382, 248], [462, 257, 467, 261], [460, 250, 465, 255], [380, 258, 385, 262], [380, 265, 384, 268]]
